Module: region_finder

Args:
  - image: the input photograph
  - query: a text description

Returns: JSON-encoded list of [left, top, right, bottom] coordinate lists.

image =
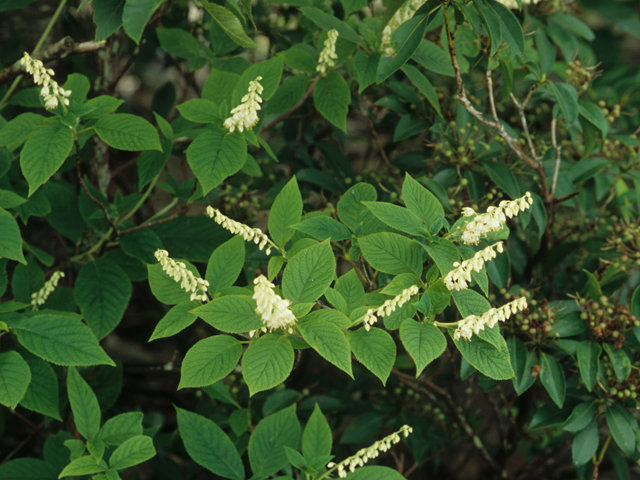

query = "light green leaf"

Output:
[[186, 128, 246, 195], [314, 71, 350, 132], [150, 300, 199, 341], [122, 0, 164, 44], [348, 327, 396, 385], [177, 407, 245, 480], [563, 401, 596, 433], [233, 56, 284, 103], [298, 318, 352, 376], [453, 334, 514, 380], [362, 202, 425, 236], [242, 334, 294, 396], [282, 240, 335, 304], [576, 340, 600, 392], [248, 404, 300, 477], [193, 295, 263, 333], [399, 320, 446, 376], [109, 435, 156, 470], [402, 173, 444, 228], [377, 15, 427, 83], [94, 114, 162, 151], [179, 335, 242, 389], [291, 216, 351, 242], [147, 261, 201, 305], [345, 466, 407, 479], [0, 208, 26, 264], [539, 352, 566, 408], [19, 351, 60, 420], [79, 95, 124, 119], [425, 240, 460, 276], [202, 69, 240, 106], [0, 189, 29, 209], [359, 232, 423, 276], [177, 99, 220, 123], [205, 236, 245, 296], [15, 314, 115, 366], [201, 0, 257, 48], [335, 269, 366, 315], [20, 124, 73, 196], [0, 112, 46, 147], [99, 412, 144, 445], [67, 367, 101, 440], [0, 351, 31, 409], [59, 456, 106, 477], [302, 404, 332, 460], [268, 177, 302, 247]]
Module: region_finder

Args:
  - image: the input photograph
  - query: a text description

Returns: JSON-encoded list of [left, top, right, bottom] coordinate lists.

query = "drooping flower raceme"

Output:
[[206, 206, 272, 255], [453, 296, 528, 341], [363, 285, 419, 331], [252, 275, 297, 335], [223, 76, 263, 133], [316, 29, 339, 74], [20, 52, 72, 110], [444, 242, 504, 291], [460, 192, 533, 245], [381, 0, 427, 55], [31, 271, 65, 310], [154, 249, 209, 302], [327, 425, 413, 478]]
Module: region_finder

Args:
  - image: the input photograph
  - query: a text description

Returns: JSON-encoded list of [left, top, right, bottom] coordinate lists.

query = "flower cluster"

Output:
[[444, 242, 504, 292], [252, 275, 297, 335], [31, 271, 65, 310], [454, 296, 528, 341], [460, 192, 533, 245], [363, 285, 419, 331], [154, 249, 209, 302], [327, 425, 413, 478], [223, 76, 263, 133], [381, 0, 427, 55], [496, 0, 542, 9], [20, 52, 71, 110], [206, 206, 272, 254], [316, 29, 339, 74]]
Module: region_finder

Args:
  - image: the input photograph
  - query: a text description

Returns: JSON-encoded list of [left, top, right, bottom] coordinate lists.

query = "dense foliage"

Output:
[[0, 0, 639, 479]]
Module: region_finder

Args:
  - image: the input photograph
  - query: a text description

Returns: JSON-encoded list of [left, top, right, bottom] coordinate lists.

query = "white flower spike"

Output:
[[444, 242, 504, 291], [460, 192, 533, 245], [317, 29, 339, 74], [252, 275, 297, 335], [154, 249, 209, 302], [453, 296, 528, 341], [381, 0, 427, 55], [31, 271, 65, 310], [20, 52, 72, 110], [223, 76, 263, 133], [206, 206, 273, 255], [363, 285, 419, 331]]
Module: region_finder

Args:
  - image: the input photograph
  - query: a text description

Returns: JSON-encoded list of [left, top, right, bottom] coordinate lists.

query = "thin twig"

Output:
[[486, 71, 499, 122], [550, 118, 562, 197], [263, 80, 317, 131], [510, 88, 539, 162]]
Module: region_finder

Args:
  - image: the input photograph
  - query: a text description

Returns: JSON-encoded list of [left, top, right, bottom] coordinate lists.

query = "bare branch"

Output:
[[550, 118, 562, 197]]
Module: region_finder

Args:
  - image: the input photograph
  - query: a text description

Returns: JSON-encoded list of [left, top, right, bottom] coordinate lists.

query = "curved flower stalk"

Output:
[[363, 285, 419, 331], [251, 275, 297, 335], [444, 242, 504, 291], [326, 425, 413, 478], [381, 0, 427, 55], [206, 207, 274, 255], [20, 52, 71, 110], [154, 249, 209, 302], [317, 29, 339, 74], [452, 296, 528, 341], [31, 271, 65, 310], [460, 192, 533, 245], [223, 76, 263, 133]]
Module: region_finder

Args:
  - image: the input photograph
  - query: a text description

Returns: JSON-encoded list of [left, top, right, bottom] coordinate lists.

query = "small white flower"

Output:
[[363, 285, 419, 330], [495, 0, 542, 9], [316, 29, 339, 74], [252, 275, 297, 333], [381, 0, 427, 55], [20, 52, 72, 110], [453, 296, 528, 341], [223, 76, 263, 133], [206, 206, 273, 254], [31, 271, 65, 310], [444, 242, 504, 291], [154, 249, 209, 302]]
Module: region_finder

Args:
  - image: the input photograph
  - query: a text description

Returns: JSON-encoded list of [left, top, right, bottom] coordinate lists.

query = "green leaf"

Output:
[[119, 229, 164, 264], [269, 177, 303, 247], [242, 334, 294, 396], [177, 99, 220, 123], [77, 95, 124, 119], [122, 0, 164, 44], [0, 351, 30, 409], [99, 412, 144, 445], [579, 101, 608, 137], [298, 318, 352, 376], [177, 407, 245, 479], [377, 15, 427, 83], [490, 0, 524, 56], [453, 335, 514, 380], [0, 189, 27, 209], [233, 56, 284, 103], [282, 240, 335, 304], [399, 320, 446, 376], [0, 458, 57, 480], [0, 112, 46, 147], [67, 367, 101, 440], [193, 295, 263, 333], [94, 114, 162, 151], [282, 45, 318, 73], [20, 124, 73, 196], [302, 404, 332, 460], [539, 352, 566, 408], [0, 208, 26, 264], [202, 69, 240, 106], [75, 259, 132, 339], [179, 335, 242, 389], [248, 404, 300, 477], [345, 466, 407, 480], [425, 240, 460, 276], [402, 64, 442, 117], [299, 7, 363, 44], [205, 236, 245, 296], [335, 269, 366, 315], [563, 401, 596, 433], [402, 173, 444, 228], [201, 0, 257, 48], [606, 404, 636, 456], [362, 202, 425, 236], [92, 0, 125, 41], [569, 157, 609, 185], [291, 216, 351, 242], [603, 343, 631, 382], [19, 351, 60, 420], [482, 162, 520, 199], [59, 456, 106, 477], [156, 27, 200, 58], [576, 340, 600, 392], [351, 50, 380, 94], [548, 82, 579, 126], [412, 40, 456, 76], [359, 232, 423, 276], [15, 314, 115, 366], [314, 71, 350, 132], [186, 128, 246, 195], [265, 75, 312, 116], [348, 327, 396, 385], [507, 337, 536, 395], [147, 261, 201, 305], [572, 419, 599, 467], [472, 0, 502, 57], [109, 435, 156, 470]]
